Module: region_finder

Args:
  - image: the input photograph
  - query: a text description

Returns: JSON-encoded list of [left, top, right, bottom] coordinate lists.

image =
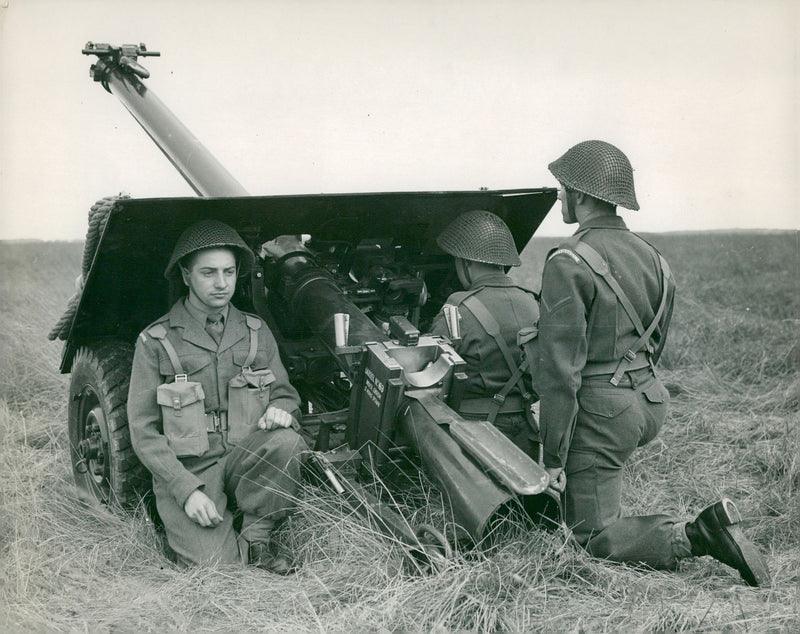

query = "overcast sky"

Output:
[[0, 0, 797, 241]]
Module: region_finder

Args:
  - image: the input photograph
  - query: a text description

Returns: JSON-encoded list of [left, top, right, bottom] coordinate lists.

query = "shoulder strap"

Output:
[[571, 240, 672, 385], [243, 314, 262, 369], [461, 294, 531, 423], [573, 241, 647, 337], [612, 253, 671, 382], [147, 324, 186, 380], [449, 286, 482, 306]]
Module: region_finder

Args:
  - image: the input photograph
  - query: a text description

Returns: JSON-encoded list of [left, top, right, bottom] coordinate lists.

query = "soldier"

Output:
[[128, 220, 306, 573], [535, 140, 770, 586], [431, 210, 540, 457]]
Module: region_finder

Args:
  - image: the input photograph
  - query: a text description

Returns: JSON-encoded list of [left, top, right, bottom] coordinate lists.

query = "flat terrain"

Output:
[[1, 232, 798, 632]]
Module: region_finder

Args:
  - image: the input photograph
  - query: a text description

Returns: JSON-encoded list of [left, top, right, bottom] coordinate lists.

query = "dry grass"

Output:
[[1, 234, 798, 632]]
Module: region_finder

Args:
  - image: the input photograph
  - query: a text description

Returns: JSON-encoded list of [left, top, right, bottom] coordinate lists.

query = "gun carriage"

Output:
[[53, 43, 560, 565]]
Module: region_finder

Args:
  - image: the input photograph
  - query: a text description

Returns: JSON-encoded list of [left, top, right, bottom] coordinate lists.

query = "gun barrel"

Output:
[[87, 44, 247, 197], [262, 237, 388, 349]]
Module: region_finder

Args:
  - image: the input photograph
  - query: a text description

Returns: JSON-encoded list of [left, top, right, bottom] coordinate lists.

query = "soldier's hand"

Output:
[[545, 467, 567, 493], [258, 406, 296, 431], [184, 489, 223, 527]]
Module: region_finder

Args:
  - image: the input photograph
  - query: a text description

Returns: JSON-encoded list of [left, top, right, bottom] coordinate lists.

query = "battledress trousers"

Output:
[[128, 299, 306, 566], [431, 272, 540, 457], [534, 216, 690, 568]]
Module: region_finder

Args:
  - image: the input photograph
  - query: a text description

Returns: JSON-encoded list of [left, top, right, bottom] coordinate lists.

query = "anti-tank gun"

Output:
[[52, 42, 560, 564]]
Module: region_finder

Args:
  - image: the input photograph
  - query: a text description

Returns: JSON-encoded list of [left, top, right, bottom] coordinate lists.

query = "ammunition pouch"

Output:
[[149, 323, 210, 458], [149, 314, 269, 452], [227, 367, 275, 445], [157, 380, 209, 458]]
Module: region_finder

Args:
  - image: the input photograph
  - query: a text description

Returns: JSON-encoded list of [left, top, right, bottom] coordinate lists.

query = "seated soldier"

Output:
[[430, 210, 540, 458], [128, 219, 306, 572]]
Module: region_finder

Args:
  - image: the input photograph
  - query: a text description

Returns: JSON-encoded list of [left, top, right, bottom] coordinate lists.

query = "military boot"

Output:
[[685, 498, 770, 587], [247, 541, 293, 575]]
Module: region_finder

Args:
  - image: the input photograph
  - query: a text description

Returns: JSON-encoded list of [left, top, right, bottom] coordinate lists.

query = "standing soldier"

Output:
[[431, 210, 540, 457], [535, 140, 770, 586], [128, 220, 306, 572]]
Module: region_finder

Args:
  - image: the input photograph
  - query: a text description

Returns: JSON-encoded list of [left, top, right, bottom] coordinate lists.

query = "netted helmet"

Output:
[[548, 140, 639, 210], [436, 210, 521, 267], [164, 219, 255, 278]]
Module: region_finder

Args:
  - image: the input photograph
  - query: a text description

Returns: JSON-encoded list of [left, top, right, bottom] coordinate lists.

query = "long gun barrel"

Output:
[[82, 42, 248, 197]]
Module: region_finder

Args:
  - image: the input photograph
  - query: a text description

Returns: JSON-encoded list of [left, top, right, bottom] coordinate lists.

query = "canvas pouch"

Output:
[[227, 368, 275, 445], [156, 381, 208, 458]]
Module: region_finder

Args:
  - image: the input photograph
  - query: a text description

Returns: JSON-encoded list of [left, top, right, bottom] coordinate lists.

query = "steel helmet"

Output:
[[164, 219, 255, 278], [436, 210, 521, 267], [548, 140, 640, 210]]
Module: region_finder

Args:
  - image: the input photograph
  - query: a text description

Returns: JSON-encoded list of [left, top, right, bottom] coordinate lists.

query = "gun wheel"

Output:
[[68, 342, 150, 508]]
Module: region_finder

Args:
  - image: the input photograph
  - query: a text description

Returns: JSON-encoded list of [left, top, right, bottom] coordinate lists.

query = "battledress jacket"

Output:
[[128, 299, 301, 508], [534, 215, 675, 469], [430, 272, 539, 402]]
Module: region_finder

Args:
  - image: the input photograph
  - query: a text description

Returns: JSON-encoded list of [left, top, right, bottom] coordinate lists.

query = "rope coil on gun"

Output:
[[48, 194, 129, 341]]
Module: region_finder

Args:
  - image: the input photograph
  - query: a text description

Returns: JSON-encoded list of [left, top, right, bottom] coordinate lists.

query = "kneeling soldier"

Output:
[[536, 139, 770, 586], [431, 210, 541, 458], [128, 220, 306, 572]]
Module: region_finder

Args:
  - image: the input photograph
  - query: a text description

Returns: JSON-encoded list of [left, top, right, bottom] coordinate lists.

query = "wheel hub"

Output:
[[82, 406, 108, 484]]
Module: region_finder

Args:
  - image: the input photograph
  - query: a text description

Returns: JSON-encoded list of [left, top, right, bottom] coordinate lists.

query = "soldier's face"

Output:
[[558, 185, 578, 224], [181, 248, 238, 312]]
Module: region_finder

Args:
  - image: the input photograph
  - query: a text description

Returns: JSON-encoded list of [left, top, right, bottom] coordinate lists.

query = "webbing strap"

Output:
[[148, 313, 263, 378], [243, 314, 262, 369], [461, 295, 529, 424], [572, 241, 671, 386], [573, 242, 647, 337], [147, 324, 186, 379]]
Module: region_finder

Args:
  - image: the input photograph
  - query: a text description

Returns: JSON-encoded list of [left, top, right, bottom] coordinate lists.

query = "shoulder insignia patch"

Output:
[[139, 332, 148, 344], [547, 248, 582, 264]]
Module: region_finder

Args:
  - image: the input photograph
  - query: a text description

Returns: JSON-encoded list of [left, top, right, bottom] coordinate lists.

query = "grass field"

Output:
[[1, 232, 798, 632]]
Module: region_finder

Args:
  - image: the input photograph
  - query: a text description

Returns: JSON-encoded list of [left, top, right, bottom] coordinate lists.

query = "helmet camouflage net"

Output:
[[436, 210, 521, 267], [548, 140, 640, 210], [164, 219, 255, 278]]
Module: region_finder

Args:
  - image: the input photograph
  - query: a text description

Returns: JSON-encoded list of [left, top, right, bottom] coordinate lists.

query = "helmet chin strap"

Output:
[[456, 258, 473, 288]]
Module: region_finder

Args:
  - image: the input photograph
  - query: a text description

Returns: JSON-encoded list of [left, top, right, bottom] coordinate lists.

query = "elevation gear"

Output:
[[548, 140, 640, 210], [436, 210, 521, 267], [164, 219, 255, 278]]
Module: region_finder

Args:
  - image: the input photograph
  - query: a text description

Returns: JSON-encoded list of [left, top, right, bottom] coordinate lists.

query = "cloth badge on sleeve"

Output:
[[548, 249, 582, 264]]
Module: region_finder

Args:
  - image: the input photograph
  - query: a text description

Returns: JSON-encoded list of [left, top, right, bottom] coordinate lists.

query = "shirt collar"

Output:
[[577, 214, 628, 232], [182, 297, 229, 326], [469, 271, 515, 289]]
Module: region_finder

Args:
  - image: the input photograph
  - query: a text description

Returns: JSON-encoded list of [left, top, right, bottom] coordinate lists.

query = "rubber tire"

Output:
[[68, 341, 151, 508]]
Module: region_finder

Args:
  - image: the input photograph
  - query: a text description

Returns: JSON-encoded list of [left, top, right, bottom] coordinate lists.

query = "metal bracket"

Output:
[[82, 42, 160, 88]]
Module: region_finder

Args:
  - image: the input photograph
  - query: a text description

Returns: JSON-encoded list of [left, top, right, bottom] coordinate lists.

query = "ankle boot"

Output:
[[248, 540, 293, 575], [684, 498, 770, 587]]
